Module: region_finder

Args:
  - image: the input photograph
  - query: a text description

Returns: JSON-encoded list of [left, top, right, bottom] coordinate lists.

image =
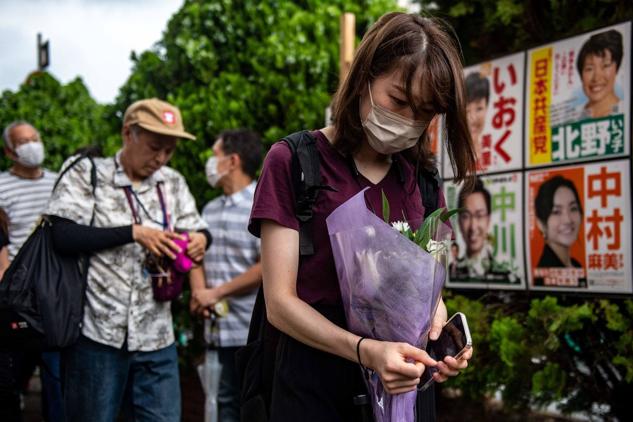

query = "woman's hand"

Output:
[[132, 225, 183, 259], [427, 297, 473, 383], [433, 348, 472, 383], [429, 297, 448, 341], [187, 231, 207, 262], [361, 339, 437, 395]]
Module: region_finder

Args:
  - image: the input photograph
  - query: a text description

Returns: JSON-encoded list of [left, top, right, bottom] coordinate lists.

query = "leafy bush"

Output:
[[442, 292, 633, 419], [112, 0, 399, 205], [0, 71, 109, 171]]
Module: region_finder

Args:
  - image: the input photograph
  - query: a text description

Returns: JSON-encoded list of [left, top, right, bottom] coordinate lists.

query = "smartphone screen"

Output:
[[418, 313, 470, 391], [427, 314, 468, 361]]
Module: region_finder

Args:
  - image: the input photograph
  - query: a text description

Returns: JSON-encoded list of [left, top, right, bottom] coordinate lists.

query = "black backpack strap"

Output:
[[247, 286, 267, 343], [282, 131, 334, 256], [418, 166, 442, 218], [53, 154, 97, 195]]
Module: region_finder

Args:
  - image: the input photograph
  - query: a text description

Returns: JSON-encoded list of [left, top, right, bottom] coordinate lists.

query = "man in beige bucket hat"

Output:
[[45, 98, 211, 421]]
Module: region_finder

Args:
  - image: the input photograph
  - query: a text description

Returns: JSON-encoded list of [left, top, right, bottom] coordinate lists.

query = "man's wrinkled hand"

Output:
[[133, 225, 184, 259], [187, 232, 207, 262]]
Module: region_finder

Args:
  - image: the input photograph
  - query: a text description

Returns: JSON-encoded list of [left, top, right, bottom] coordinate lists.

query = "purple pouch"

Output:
[[150, 233, 192, 302], [172, 233, 193, 273], [151, 271, 185, 302]]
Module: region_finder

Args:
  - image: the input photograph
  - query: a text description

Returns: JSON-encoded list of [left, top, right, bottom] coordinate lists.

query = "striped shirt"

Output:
[[0, 170, 57, 260], [202, 182, 260, 347]]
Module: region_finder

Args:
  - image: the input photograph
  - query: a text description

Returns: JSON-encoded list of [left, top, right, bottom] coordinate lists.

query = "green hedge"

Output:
[[442, 292, 632, 419], [0, 72, 109, 171]]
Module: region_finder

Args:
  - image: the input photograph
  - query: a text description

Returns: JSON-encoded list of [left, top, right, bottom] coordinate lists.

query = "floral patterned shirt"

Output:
[[46, 151, 207, 351]]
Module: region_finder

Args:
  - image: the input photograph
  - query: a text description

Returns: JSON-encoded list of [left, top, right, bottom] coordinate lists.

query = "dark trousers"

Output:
[[218, 346, 241, 422], [41, 351, 64, 422], [0, 350, 22, 422], [270, 331, 368, 422], [268, 304, 436, 422], [62, 336, 180, 422]]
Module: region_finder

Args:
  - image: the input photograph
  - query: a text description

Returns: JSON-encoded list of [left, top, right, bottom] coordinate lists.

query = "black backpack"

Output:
[[237, 131, 442, 422], [0, 155, 96, 351]]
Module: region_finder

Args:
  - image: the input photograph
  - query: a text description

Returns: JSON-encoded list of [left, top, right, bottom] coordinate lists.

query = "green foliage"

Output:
[[419, 0, 633, 65], [0, 72, 109, 171], [381, 190, 391, 223], [114, 0, 399, 206], [443, 292, 633, 418]]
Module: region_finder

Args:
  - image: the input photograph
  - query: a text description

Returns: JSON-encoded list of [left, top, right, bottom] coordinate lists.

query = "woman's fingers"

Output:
[[428, 350, 471, 384], [432, 371, 449, 383], [445, 353, 470, 370], [460, 346, 474, 361], [382, 377, 420, 391], [436, 361, 459, 377], [401, 343, 437, 368]]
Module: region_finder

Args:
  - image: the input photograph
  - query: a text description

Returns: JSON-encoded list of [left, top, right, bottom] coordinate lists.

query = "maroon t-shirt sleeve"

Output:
[[248, 141, 300, 238]]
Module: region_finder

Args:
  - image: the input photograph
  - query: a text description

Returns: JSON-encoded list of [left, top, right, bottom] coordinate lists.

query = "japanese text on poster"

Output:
[[526, 22, 631, 166], [444, 173, 525, 290], [526, 160, 631, 293]]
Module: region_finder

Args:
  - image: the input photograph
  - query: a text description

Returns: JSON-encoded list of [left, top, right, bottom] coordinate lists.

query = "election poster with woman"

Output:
[[526, 160, 632, 293], [526, 22, 631, 167]]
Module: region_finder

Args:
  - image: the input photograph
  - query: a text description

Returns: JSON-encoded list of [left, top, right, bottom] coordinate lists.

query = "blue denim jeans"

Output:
[[41, 351, 64, 422], [62, 336, 180, 422]]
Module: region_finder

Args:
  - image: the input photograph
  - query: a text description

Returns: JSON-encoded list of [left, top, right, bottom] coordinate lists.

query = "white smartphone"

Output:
[[418, 312, 472, 391]]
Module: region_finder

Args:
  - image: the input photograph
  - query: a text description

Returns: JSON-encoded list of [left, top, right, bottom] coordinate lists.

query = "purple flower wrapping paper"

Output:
[[326, 189, 449, 422]]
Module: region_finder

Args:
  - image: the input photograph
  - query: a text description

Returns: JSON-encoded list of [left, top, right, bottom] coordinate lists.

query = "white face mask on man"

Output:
[[361, 82, 429, 155], [205, 156, 228, 188], [14, 141, 45, 168]]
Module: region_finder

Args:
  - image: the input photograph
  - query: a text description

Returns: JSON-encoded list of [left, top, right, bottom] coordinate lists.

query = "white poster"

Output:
[[444, 172, 526, 290], [444, 52, 525, 178], [525, 22, 631, 167]]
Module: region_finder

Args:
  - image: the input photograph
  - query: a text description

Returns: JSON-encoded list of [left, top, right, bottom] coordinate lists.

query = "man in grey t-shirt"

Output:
[[0, 120, 59, 422]]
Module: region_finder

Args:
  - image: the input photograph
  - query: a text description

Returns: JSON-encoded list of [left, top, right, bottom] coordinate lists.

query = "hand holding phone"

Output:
[[419, 312, 472, 391]]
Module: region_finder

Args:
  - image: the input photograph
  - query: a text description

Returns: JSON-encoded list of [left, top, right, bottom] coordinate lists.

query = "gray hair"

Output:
[[2, 121, 40, 149]]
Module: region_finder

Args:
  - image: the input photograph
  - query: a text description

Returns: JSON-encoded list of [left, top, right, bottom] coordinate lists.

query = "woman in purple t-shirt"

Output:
[[249, 12, 476, 421]]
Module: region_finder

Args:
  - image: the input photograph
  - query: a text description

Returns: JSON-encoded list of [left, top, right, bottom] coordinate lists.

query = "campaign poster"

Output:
[[526, 160, 632, 293], [444, 52, 525, 178], [526, 22, 631, 167], [444, 172, 526, 290]]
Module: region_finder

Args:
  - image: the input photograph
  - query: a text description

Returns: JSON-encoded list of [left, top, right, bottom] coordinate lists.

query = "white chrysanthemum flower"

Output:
[[391, 220, 410, 233], [426, 239, 449, 257]]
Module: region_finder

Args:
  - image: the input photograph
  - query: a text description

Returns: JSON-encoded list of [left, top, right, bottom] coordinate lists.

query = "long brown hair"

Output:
[[0, 208, 9, 239], [330, 12, 476, 183]]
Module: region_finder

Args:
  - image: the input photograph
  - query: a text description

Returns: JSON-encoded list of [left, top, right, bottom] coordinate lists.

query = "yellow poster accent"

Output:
[[529, 47, 552, 165]]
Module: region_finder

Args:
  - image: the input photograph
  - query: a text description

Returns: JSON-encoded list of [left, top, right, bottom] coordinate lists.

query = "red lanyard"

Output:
[[123, 184, 169, 230]]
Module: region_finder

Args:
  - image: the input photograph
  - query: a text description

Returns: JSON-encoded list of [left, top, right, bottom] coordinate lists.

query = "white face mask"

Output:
[[205, 156, 228, 188], [15, 141, 45, 168], [361, 82, 429, 155]]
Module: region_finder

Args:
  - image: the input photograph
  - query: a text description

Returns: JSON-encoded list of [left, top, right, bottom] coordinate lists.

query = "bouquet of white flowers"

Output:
[[326, 189, 454, 422]]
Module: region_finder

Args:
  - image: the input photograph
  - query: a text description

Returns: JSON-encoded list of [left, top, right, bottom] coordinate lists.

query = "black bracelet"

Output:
[[356, 337, 369, 380]]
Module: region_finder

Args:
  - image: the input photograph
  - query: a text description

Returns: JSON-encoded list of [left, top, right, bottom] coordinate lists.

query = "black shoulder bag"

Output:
[[0, 155, 97, 351]]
